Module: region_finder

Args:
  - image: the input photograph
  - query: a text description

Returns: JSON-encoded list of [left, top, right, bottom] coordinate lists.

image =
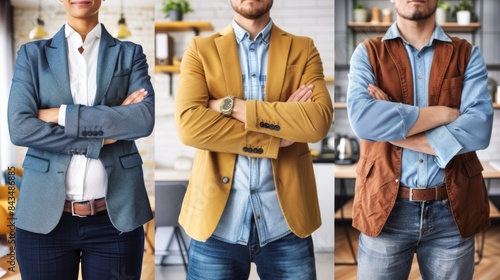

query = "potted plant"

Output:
[[353, 3, 368, 23], [162, 0, 193, 21], [436, 0, 451, 23], [451, 0, 478, 25]]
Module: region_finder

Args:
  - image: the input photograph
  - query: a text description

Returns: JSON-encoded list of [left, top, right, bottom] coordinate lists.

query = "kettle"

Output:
[[335, 135, 360, 165]]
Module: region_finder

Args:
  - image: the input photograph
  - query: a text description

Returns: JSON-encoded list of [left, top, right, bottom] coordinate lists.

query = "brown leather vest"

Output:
[[352, 36, 490, 238]]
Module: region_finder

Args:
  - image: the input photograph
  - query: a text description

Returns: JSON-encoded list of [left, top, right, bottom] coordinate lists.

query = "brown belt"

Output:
[[64, 198, 107, 217], [398, 185, 447, 201]]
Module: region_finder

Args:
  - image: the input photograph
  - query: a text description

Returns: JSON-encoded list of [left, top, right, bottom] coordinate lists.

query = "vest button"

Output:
[[395, 179, 399, 183], [222, 177, 230, 184]]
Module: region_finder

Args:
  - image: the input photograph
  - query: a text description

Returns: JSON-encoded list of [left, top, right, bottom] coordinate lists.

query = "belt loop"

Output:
[[89, 199, 96, 216]]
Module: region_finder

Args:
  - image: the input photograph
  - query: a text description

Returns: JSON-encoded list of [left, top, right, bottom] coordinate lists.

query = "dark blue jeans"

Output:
[[16, 211, 144, 280], [187, 219, 316, 280]]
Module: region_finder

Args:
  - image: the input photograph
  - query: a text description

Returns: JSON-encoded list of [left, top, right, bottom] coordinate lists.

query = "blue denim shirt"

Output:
[[347, 22, 493, 188], [212, 19, 291, 246]]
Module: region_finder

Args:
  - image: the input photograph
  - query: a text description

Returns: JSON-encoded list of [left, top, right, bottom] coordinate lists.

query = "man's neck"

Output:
[[233, 13, 270, 40], [396, 16, 436, 50]]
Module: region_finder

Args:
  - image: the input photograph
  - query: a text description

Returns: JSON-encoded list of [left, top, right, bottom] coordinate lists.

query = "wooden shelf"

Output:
[[325, 75, 335, 83], [334, 102, 347, 109], [155, 65, 180, 74], [348, 21, 480, 33], [155, 21, 214, 33], [489, 200, 500, 219]]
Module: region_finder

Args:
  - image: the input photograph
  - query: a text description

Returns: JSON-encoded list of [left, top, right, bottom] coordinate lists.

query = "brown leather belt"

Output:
[[398, 185, 447, 201], [64, 198, 106, 217]]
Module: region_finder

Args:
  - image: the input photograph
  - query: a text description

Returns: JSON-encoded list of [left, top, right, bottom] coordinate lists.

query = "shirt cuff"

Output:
[[59, 104, 67, 127], [426, 126, 463, 168], [397, 103, 419, 139]]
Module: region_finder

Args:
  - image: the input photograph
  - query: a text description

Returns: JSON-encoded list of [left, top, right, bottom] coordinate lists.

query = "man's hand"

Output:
[[279, 84, 314, 147], [367, 84, 391, 101], [287, 84, 314, 102]]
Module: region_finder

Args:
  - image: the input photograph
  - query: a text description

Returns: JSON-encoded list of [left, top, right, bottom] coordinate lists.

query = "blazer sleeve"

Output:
[[245, 39, 333, 143], [8, 44, 103, 158], [175, 36, 333, 159], [64, 43, 154, 144], [8, 43, 154, 160], [175, 38, 282, 159]]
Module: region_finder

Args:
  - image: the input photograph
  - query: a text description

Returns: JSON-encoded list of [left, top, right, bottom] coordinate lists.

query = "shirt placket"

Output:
[[415, 49, 428, 188], [247, 38, 266, 241]]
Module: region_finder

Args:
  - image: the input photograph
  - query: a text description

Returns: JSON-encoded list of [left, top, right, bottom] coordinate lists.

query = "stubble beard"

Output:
[[232, 1, 273, 20], [397, 5, 437, 21]]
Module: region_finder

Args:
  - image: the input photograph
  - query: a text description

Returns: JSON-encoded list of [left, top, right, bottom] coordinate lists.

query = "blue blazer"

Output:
[[8, 24, 154, 234]]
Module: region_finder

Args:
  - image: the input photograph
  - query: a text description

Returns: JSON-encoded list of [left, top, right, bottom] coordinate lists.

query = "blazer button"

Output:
[[258, 148, 263, 154], [81, 131, 87, 136], [222, 177, 230, 184], [92, 131, 99, 136], [243, 147, 249, 152], [395, 146, 401, 150], [252, 148, 258, 153], [274, 125, 280, 131], [260, 122, 265, 128], [269, 124, 275, 130], [98, 131, 104, 136], [265, 123, 270, 128]]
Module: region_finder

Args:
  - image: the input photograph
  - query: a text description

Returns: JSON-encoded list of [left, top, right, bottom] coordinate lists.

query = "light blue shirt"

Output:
[[212, 19, 290, 246], [347, 22, 493, 188]]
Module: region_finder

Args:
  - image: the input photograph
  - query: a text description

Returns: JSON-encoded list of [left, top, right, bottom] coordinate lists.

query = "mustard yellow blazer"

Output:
[[174, 24, 333, 241]]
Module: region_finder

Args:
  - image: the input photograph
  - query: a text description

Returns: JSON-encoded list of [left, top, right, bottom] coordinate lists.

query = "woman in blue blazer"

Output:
[[7, 0, 154, 279]]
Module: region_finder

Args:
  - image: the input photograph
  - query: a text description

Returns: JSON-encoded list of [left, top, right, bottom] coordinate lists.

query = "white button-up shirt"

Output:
[[58, 23, 107, 201]]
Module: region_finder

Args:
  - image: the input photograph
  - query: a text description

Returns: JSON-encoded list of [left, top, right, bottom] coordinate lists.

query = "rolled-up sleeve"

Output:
[[347, 43, 419, 142], [426, 46, 493, 167]]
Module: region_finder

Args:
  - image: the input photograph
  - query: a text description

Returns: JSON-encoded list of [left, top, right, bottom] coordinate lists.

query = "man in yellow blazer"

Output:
[[174, 0, 333, 278]]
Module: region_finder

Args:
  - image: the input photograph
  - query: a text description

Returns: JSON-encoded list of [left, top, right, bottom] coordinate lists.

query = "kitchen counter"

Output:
[[155, 168, 191, 182]]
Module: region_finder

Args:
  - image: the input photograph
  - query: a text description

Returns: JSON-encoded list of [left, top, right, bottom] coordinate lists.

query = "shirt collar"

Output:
[[382, 21, 452, 46], [232, 19, 273, 45], [65, 23, 102, 47]]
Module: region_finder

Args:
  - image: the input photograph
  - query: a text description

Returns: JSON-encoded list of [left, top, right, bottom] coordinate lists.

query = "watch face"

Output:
[[222, 99, 232, 110]]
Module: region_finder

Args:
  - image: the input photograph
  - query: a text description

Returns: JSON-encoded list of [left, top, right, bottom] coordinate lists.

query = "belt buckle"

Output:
[[71, 201, 87, 218], [408, 188, 423, 202]]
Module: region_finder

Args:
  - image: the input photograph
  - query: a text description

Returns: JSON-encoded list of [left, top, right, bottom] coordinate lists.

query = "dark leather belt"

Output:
[[398, 185, 447, 201], [64, 198, 106, 217]]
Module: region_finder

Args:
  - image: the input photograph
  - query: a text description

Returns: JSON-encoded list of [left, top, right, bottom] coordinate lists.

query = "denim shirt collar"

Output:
[[382, 21, 452, 47], [232, 19, 272, 45]]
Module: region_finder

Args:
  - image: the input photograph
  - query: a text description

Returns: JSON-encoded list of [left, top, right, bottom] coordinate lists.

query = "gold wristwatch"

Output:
[[220, 96, 235, 117]]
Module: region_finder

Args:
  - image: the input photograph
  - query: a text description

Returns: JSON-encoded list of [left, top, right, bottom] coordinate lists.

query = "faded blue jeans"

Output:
[[187, 219, 316, 280], [358, 198, 475, 280]]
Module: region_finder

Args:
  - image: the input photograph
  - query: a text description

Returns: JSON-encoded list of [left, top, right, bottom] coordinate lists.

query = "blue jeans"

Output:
[[358, 198, 475, 280], [187, 219, 316, 280], [16, 211, 144, 280]]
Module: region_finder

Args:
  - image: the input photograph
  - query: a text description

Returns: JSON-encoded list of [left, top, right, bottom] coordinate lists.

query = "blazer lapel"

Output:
[[94, 24, 120, 105], [214, 24, 243, 99], [266, 24, 291, 102], [46, 26, 73, 104]]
